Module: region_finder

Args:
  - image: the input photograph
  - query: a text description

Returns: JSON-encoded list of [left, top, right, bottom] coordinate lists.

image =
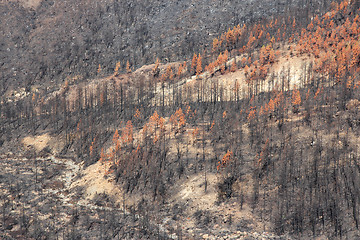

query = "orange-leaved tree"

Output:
[[134, 108, 141, 122], [217, 150, 233, 171], [152, 58, 160, 77], [191, 127, 199, 144], [169, 108, 186, 134], [113, 129, 119, 145], [177, 64, 184, 79], [191, 53, 198, 74], [126, 60, 132, 73], [256, 138, 269, 167], [165, 65, 174, 82], [248, 107, 257, 126], [121, 120, 133, 145], [114, 62, 121, 76], [291, 86, 301, 113]]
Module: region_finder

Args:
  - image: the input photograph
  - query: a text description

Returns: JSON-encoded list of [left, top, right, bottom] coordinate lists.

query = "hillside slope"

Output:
[[2, 0, 360, 239], [0, 0, 327, 93]]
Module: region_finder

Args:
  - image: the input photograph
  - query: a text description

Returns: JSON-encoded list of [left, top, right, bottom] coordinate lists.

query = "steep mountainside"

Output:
[[3, 0, 360, 239]]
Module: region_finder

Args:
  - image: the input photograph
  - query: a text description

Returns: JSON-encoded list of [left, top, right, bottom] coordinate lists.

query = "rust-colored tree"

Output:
[[114, 61, 121, 76], [291, 87, 301, 113], [169, 108, 186, 134], [126, 60, 132, 73], [217, 150, 233, 171], [152, 58, 160, 77], [165, 65, 174, 82], [122, 120, 133, 145], [191, 53, 198, 74]]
